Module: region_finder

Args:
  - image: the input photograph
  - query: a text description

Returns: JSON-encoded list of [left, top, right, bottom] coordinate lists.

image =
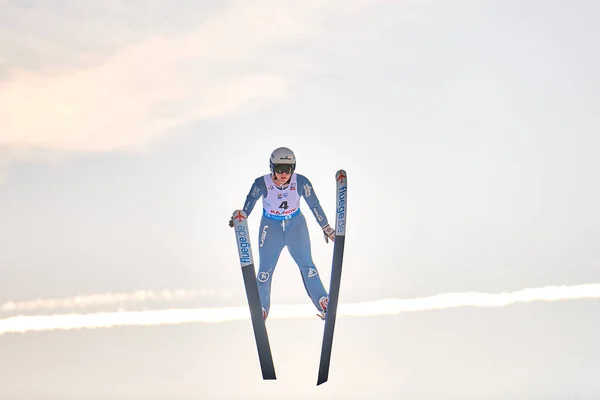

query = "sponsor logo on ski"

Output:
[[233, 210, 246, 222], [236, 225, 252, 266], [336, 185, 347, 234]]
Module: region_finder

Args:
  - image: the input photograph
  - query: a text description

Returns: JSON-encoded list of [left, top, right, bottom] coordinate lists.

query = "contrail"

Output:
[[1, 283, 599, 335], [1, 289, 223, 312]]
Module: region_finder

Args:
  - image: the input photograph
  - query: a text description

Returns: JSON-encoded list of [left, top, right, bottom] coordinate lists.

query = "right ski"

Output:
[[317, 169, 348, 386], [232, 210, 276, 380]]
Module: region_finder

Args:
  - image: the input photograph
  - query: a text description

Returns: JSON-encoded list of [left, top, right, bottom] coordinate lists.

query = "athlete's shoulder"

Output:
[[248, 175, 268, 198], [294, 173, 315, 197], [295, 173, 310, 184]]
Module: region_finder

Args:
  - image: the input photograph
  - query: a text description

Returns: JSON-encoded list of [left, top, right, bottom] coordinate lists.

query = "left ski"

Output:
[[317, 169, 348, 386], [232, 210, 276, 380]]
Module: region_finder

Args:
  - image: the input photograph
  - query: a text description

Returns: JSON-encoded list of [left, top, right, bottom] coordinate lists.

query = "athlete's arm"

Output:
[[243, 177, 267, 217], [297, 174, 329, 229]]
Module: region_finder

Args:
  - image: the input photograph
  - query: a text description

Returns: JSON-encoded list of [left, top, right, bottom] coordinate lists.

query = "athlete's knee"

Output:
[[257, 270, 273, 284]]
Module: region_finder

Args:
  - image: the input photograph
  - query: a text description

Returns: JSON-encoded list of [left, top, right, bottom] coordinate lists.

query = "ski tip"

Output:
[[335, 169, 347, 184], [317, 377, 328, 386], [232, 209, 247, 219], [231, 210, 249, 226]]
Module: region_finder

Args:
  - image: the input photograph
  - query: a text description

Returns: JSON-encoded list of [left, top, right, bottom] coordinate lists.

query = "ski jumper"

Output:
[[243, 173, 330, 316]]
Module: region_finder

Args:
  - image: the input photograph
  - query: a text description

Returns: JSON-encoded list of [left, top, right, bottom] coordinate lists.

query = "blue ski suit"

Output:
[[243, 172, 330, 316]]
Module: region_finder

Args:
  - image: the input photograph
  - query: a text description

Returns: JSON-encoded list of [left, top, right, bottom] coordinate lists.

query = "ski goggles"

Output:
[[273, 164, 293, 174]]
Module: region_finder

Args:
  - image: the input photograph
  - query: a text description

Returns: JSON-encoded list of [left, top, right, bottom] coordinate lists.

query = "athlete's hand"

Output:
[[323, 224, 335, 243], [229, 217, 234, 228]]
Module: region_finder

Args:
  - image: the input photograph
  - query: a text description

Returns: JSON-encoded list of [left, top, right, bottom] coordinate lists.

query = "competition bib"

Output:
[[262, 174, 301, 220]]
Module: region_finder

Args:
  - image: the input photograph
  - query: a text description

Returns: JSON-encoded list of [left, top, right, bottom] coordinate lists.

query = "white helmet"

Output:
[[269, 147, 296, 174]]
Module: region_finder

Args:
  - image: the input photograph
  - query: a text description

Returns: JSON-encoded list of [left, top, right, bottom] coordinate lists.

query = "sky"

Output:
[[1, 0, 600, 398]]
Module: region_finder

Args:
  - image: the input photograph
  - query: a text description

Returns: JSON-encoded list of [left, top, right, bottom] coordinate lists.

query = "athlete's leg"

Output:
[[257, 217, 285, 318], [285, 213, 329, 313]]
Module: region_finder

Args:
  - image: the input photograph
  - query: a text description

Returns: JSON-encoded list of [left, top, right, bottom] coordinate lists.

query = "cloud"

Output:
[[1, 289, 229, 313], [0, 0, 478, 164], [2, 282, 599, 334], [0, 2, 335, 154]]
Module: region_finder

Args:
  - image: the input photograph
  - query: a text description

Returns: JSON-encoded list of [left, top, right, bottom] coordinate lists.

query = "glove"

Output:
[[229, 217, 234, 227], [322, 224, 335, 243]]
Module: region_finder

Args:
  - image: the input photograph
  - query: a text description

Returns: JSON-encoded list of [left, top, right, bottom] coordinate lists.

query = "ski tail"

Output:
[[317, 169, 347, 386], [232, 210, 276, 380]]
